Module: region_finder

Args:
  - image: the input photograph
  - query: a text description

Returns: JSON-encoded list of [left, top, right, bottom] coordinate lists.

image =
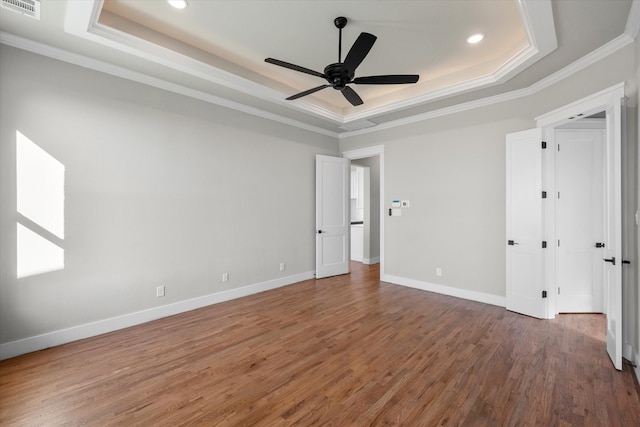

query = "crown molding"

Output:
[[338, 0, 558, 124], [0, 32, 339, 138], [3, 0, 635, 139], [339, 32, 633, 139], [63, 0, 557, 127], [64, 0, 345, 125], [626, 0, 640, 39]]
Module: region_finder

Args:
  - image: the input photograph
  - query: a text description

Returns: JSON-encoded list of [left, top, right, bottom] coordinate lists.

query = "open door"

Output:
[[316, 155, 350, 279], [506, 128, 547, 319], [603, 103, 623, 370]]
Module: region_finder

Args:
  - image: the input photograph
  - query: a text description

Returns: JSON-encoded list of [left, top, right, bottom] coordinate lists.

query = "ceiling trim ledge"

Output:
[[63, 0, 557, 127], [64, 0, 345, 125], [339, 34, 633, 139], [341, 0, 557, 124], [0, 31, 339, 138]]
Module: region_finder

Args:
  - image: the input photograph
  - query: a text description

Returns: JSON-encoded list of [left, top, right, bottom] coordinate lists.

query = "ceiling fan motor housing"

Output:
[[325, 63, 354, 90]]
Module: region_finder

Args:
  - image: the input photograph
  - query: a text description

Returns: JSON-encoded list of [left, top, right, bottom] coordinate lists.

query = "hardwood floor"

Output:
[[1, 262, 639, 426]]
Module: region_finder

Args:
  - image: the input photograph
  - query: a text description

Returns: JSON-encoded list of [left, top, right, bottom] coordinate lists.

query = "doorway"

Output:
[[535, 83, 625, 370], [555, 120, 606, 313], [343, 145, 384, 278]]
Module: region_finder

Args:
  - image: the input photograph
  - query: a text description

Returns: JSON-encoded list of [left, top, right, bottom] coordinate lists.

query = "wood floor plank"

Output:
[[1, 262, 639, 426]]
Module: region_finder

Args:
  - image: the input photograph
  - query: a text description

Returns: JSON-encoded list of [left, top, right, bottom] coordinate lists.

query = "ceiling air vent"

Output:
[[339, 119, 378, 132], [1, 0, 40, 20]]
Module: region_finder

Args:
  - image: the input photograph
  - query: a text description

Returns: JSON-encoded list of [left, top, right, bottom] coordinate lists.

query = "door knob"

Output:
[[507, 240, 519, 246], [603, 257, 616, 265], [595, 242, 605, 248]]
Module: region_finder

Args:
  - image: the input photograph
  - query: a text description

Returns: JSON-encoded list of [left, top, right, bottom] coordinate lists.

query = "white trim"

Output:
[[381, 274, 506, 308], [624, 343, 634, 361], [635, 349, 640, 384], [340, 35, 633, 139], [342, 145, 385, 160], [363, 256, 380, 265], [1, 2, 635, 139], [625, 0, 640, 39], [344, 0, 557, 124], [536, 83, 626, 127], [556, 118, 606, 130], [0, 270, 314, 360], [0, 32, 339, 139], [63, 0, 557, 126]]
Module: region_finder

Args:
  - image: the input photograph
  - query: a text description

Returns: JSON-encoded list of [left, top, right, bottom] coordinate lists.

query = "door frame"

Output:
[[535, 82, 625, 319], [342, 145, 384, 276]]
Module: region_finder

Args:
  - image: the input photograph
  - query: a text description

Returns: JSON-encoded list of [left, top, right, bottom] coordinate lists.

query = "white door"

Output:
[[603, 105, 623, 370], [506, 128, 546, 319], [556, 129, 605, 313], [316, 155, 350, 279]]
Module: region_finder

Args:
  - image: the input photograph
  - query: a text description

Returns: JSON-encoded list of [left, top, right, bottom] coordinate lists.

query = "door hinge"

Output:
[[542, 191, 547, 199], [541, 141, 547, 149], [558, 287, 560, 295], [542, 241, 547, 248], [542, 290, 547, 298]]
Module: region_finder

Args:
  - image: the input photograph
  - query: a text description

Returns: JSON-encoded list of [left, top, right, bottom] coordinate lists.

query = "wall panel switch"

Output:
[[156, 286, 165, 297]]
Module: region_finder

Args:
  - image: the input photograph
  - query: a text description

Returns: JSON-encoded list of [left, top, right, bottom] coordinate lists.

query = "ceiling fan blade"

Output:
[[353, 75, 420, 85], [343, 32, 377, 72], [286, 85, 331, 100], [341, 86, 363, 106], [265, 58, 326, 79]]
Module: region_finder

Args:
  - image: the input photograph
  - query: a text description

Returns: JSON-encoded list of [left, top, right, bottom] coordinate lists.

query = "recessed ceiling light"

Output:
[[467, 33, 484, 44], [168, 0, 188, 9]]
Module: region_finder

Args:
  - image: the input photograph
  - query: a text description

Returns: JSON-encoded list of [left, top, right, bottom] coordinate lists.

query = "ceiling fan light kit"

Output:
[[265, 16, 419, 106]]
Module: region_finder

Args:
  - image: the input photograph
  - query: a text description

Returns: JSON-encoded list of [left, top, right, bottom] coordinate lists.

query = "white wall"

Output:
[[0, 46, 338, 350], [340, 44, 636, 305]]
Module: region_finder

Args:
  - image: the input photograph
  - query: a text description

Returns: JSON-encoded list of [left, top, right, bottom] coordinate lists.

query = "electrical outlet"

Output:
[[222, 273, 229, 282], [156, 285, 165, 297], [436, 267, 442, 277], [280, 262, 285, 271]]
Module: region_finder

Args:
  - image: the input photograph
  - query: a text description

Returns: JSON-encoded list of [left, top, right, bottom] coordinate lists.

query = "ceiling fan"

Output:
[[265, 16, 420, 106]]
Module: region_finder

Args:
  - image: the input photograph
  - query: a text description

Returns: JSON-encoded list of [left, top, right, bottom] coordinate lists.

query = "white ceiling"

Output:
[[0, 0, 637, 136]]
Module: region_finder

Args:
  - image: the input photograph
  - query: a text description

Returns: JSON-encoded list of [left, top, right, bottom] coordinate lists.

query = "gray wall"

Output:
[[0, 46, 337, 344], [1, 37, 638, 367], [340, 44, 637, 301]]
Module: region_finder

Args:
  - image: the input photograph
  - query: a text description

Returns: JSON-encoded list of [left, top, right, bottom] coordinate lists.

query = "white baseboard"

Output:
[[381, 274, 506, 308], [363, 256, 380, 265], [624, 343, 634, 362], [0, 271, 314, 360], [635, 350, 640, 385]]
